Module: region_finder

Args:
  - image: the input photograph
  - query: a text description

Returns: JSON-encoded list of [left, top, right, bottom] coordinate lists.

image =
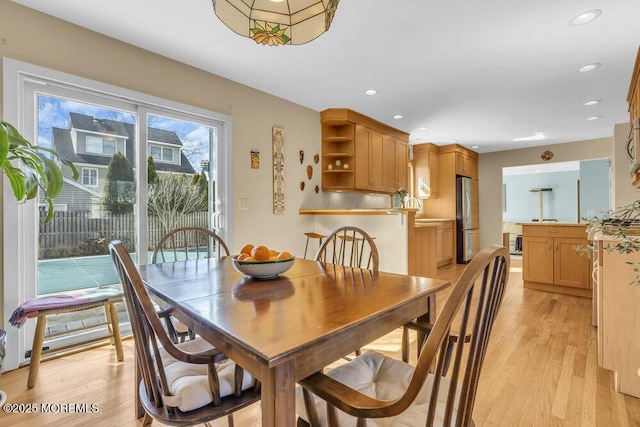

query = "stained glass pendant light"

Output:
[[213, 0, 340, 46]]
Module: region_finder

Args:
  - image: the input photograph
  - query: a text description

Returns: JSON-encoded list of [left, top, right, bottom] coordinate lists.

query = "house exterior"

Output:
[[44, 112, 196, 213]]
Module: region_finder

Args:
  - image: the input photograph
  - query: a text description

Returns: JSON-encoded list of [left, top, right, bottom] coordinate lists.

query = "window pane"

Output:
[[150, 145, 161, 160], [163, 147, 174, 162], [103, 138, 116, 155], [147, 113, 216, 253], [38, 94, 137, 295], [86, 135, 102, 153]]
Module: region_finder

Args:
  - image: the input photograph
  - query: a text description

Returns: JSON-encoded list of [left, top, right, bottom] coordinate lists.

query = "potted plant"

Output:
[[582, 200, 640, 285], [0, 120, 78, 221]]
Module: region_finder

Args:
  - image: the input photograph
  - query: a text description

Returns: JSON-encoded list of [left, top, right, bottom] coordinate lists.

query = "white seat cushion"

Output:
[[296, 350, 459, 426], [158, 337, 255, 412]]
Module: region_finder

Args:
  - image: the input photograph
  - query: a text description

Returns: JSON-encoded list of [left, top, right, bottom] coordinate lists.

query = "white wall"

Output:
[[503, 171, 580, 223], [479, 137, 616, 249]]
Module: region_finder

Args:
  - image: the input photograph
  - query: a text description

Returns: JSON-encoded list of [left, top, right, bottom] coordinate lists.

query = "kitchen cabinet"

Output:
[[421, 144, 478, 263], [627, 47, 640, 186], [321, 109, 409, 194], [355, 124, 385, 192], [522, 223, 591, 298], [413, 143, 439, 198], [384, 135, 409, 193], [455, 151, 478, 180], [436, 221, 454, 266], [596, 239, 640, 398]]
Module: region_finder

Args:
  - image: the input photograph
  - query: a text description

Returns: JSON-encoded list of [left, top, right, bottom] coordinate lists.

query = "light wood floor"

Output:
[[1, 256, 639, 426]]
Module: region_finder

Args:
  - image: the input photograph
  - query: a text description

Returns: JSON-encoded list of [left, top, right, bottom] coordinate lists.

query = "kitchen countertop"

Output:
[[299, 208, 419, 215], [518, 222, 587, 227]]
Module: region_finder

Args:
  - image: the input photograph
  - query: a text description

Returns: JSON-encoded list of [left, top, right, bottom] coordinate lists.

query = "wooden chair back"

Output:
[[109, 240, 260, 425], [298, 245, 510, 426], [315, 226, 379, 271], [152, 227, 229, 263]]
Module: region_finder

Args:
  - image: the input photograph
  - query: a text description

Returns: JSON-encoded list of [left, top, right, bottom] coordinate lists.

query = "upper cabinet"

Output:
[[384, 135, 409, 193], [455, 151, 478, 180], [355, 124, 385, 192], [413, 143, 439, 199], [627, 47, 640, 186], [321, 109, 409, 194]]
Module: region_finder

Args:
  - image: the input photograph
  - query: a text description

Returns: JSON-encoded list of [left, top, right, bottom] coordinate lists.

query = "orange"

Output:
[[251, 245, 271, 261], [269, 249, 278, 258], [240, 243, 254, 256], [277, 251, 293, 260], [237, 253, 250, 261]]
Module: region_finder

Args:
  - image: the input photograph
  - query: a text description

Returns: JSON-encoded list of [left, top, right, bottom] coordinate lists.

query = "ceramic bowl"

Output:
[[231, 256, 295, 279]]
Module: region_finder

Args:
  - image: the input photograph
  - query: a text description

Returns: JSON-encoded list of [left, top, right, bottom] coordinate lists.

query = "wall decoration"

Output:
[[314, 154, 319, 164], [300, 181, 305, 191], [273, 127, 285, 213], [250, 150, 260, 169], [307, 165, 313, 180], [299, 150, 304, 164], [315, 185, 319, 194], [541, 150, 553, 161]]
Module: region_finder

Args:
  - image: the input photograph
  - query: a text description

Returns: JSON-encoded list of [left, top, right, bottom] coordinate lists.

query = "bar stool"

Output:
[[303, 232, 325, 259]]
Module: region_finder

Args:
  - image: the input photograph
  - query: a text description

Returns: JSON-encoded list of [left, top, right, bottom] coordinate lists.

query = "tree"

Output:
[[147, 173, 208, 235], [192, 171, 209, 211], [102, 152, 135, 215], [147, 155, 159, 184]]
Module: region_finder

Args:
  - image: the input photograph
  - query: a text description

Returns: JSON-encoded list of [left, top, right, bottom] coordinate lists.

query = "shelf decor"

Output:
[[273, 127, 285, 213], [213, 0, 340, 46]]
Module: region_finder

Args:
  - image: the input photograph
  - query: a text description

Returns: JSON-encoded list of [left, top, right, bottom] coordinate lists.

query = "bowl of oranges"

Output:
[[231, 244, 295, 279]]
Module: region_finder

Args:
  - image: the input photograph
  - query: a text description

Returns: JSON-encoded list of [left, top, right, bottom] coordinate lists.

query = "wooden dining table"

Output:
[[138, 256, 450, 427]]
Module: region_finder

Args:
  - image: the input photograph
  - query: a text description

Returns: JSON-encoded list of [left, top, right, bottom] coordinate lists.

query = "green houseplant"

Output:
[[582, 200, 640, 285], [0, 120, 78, 221]]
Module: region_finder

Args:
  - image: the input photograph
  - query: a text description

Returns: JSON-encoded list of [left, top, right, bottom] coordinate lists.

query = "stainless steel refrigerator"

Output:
[[456, 176, 480, 263]]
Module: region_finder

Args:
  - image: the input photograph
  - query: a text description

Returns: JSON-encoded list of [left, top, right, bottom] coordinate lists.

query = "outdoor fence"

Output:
[[38, 210, 209, 259]]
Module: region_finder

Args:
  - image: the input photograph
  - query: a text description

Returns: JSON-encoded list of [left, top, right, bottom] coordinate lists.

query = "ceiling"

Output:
[[12, 0, 640, 153]]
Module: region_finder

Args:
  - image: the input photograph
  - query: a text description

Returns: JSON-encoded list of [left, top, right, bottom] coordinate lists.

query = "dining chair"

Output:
[[296, 245, 509, 427], [152, 227, 230, 343], [315, 226, 379, 271], [109, 240, 261, 427], [152, 226, 230, 263], [315, 226, 379, 359]]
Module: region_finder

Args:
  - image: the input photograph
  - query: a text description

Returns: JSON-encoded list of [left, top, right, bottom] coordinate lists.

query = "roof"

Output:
[[69, 112, 130, 138], [52, 113, 196, 174]]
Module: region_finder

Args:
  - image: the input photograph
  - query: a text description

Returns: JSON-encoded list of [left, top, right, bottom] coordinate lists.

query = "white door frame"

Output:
[[2, 58, 232, 371]]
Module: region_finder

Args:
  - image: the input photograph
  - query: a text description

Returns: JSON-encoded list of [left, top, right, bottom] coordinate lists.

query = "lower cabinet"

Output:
[[522, 224, 591, 298], [436, 221, 454, 267], [596, 240, 640, 398]]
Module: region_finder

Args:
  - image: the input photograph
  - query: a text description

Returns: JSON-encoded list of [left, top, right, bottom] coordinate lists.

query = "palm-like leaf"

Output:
[[0, 120, 78, 221]]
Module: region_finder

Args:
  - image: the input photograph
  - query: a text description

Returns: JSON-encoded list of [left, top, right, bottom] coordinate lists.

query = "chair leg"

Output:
[[27, 316, 47, 388], [108, 302, 124, 361], [304, 236, 310, 259]]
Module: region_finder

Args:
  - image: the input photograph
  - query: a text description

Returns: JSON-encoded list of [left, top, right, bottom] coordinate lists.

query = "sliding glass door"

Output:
[[3, 59, 231, 370]]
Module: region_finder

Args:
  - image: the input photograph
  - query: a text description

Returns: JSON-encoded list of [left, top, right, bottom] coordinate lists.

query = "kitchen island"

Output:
[[299, 208, 442, 277], [521, 222, 591, 298]]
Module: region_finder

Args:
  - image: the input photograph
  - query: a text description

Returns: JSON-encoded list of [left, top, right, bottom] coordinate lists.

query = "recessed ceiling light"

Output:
[[449, 140, 457, 143], [393, 115, 403, 120], [569, 9, 602, 26], [364, 89, 378, 96], [514, 132, 545, 142], [587, 115, 601, 121], [578, 63, 601, 73], [471, 145, 479, 149], [418, 127, 428, 131], [584, 100, 601, 106]]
